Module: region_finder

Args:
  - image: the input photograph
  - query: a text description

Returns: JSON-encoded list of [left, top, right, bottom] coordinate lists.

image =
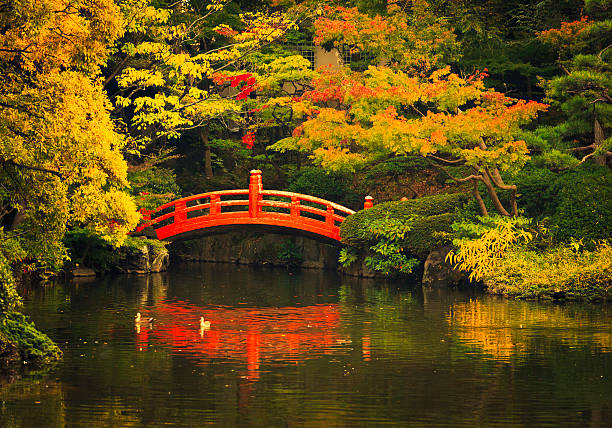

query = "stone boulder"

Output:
[[114, 239, 170, 274], [422, 246, 466, 287]]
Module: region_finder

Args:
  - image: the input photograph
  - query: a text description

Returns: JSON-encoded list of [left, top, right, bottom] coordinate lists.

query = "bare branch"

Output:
[[2, 159, 63, 178]]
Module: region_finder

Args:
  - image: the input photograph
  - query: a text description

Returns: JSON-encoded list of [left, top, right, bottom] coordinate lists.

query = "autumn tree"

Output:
[[270, 1, 547, 216], [0, 0, 140, 276], [107, 0, 305, 180]]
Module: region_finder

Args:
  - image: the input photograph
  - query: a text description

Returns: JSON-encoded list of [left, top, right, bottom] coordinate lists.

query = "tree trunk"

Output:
[[8, 200, 25, 231], [200, 127, 213, 179], [481, 172, 511, 216], [594, 118, 607, 166], [471, 180, 488, 216]]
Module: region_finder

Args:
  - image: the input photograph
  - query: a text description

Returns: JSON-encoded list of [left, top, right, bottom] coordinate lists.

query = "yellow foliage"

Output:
[[0, 0, 124, 74], [0, 0, 140, 267], [446, 217, 533, 281]]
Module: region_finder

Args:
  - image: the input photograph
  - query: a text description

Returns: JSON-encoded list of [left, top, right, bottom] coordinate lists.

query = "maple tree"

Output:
[[271, 1, 547, 216]]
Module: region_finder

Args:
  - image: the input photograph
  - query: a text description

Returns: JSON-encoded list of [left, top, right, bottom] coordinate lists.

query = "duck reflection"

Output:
[[134, 301, 347, 380]]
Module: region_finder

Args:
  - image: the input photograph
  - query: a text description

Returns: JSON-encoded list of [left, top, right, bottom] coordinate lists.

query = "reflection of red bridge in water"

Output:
[[135, 302, 370, 380], [137, 170, 374, 243]]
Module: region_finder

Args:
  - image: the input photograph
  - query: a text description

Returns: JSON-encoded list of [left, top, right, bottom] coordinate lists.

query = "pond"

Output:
[[1, 263, 611, 426]]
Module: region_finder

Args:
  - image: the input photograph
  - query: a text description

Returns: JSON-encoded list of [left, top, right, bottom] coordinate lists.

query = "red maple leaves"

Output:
[[213, 72, 257, 101], [242, 132, 255, 149]]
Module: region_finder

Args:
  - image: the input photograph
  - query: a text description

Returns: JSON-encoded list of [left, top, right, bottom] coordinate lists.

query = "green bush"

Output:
[[512, 164, 611, 245], [64, 228, 166, 273], [364, 156, 429, 181], [363, 216, 419, 276], [64, 228, 119, 272], [340, 192, 469, 257], [514, 166, 558, 218], [487, 243, 612, 301], [0, 236, 24, 316], [0, 311, 62, 365], [549, 165, 612, 244], [276, 239, 304, 269]]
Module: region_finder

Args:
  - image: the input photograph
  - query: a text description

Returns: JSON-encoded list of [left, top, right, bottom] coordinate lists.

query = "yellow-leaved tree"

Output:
[[0, 0, 140, 281]]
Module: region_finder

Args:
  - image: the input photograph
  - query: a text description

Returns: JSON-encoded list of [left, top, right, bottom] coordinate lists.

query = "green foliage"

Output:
[[287, 167, 359, 207], [64, 228, 118, 272], [340, 192, 470, 257], [276, 239, 304, 269], [364, 156, 429, 181], [64, 228, 166, 273], [511, 164, 611, 245], [513, 166, 558, 218], [0, 230, 25, 316], [128, 167, 181, 197], [549, 165, 612, 244], [487, 242, 612, 301], [0, 311, 62, 365], [0, 256, 21, 317], [338, 248, 358, 267], [129, 166, 182, 210], [364, 216, 419, 276], [536, 10, 612, 164]]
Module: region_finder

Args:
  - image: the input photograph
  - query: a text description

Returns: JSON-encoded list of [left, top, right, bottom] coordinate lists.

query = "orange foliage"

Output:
[[537, 16, 591, 49]]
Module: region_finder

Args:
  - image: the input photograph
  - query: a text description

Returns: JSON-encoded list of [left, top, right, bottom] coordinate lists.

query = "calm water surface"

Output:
[[1, 263, 611, 427]]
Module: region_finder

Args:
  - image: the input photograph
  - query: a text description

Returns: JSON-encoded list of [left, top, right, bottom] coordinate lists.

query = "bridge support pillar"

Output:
[[249, 170, 262, 218]]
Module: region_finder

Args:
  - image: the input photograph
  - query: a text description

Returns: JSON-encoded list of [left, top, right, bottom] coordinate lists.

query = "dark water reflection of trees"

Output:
[[2, 264, 611, 427]]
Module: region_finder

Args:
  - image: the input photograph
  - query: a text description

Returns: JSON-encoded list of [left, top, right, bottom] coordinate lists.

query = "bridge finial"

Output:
[[364, 196, 374, 210]]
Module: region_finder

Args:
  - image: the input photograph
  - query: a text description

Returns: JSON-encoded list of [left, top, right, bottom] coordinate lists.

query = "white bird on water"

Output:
[[199, 317, 211, 331]]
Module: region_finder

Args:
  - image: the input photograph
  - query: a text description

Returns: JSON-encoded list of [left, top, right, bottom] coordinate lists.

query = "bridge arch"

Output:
[[137, 170, 372, 244]]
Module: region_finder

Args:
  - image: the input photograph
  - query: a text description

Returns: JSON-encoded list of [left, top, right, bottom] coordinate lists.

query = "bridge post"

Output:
[[249, 170, 262, 218], [326, 205, 334, 228], [290, 196, 300, 218], [364, 196, 374, 210], [175, 201, 187, 222], [210, 194, 220, 215]]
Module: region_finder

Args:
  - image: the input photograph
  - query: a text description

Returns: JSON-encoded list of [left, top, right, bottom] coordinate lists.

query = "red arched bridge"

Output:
[[137, 170, 375, 243]]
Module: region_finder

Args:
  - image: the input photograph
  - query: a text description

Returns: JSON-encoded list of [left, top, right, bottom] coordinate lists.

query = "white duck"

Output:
[[199, 317, 211, 331]]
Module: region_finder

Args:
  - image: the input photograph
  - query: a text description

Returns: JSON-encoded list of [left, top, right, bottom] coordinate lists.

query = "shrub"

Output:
[[364, 156, 429, 181], [512, 164, 611, 245], [363, 216, 419, 276], [487, 242, 612, 301], [0, 311, 62, 365], [277, 239, 304, 269], [0, 233, 24, 316], [64, 228, 166, 273], [447, 215, 533, 281], [513, 166, 558, 218], [549, 165, 612, 245], [340, 192, 470, 257]]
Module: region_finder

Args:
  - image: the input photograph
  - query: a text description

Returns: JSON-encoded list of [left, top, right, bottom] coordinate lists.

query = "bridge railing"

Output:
[[137, 170, 374, 240]]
